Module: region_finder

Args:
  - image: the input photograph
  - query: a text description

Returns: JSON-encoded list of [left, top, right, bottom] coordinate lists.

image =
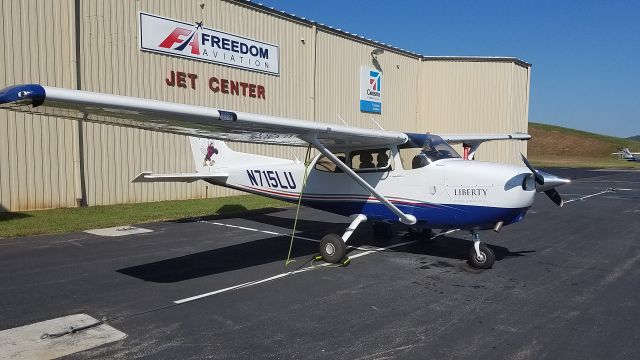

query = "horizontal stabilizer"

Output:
[[132, 171, 228, 183]]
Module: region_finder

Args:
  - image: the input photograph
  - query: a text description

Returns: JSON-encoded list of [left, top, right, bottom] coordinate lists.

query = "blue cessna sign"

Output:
[[360, 66, 382, 113]]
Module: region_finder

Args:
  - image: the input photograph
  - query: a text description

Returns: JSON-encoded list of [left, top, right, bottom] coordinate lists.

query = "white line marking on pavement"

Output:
[[174, 229, 458, 304], [199, 220, 369, 250], [564, 189, 618, 204]]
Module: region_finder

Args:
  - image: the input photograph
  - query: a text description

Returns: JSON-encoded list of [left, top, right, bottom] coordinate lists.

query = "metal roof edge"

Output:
[[422, 56, 532, 68], [231, 0, 425, 58]]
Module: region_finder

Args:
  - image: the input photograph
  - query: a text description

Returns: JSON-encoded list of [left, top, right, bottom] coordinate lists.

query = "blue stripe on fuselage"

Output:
[[301, 200, 528, 229]]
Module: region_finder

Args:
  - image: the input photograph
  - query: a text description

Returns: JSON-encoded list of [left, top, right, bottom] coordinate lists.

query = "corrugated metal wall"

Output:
[[314, 31, 421, 132], [0, 0, 530, 211], [78, 0, 315, 205], [418, 60, 530, 164], [0, 0, 79, 211]]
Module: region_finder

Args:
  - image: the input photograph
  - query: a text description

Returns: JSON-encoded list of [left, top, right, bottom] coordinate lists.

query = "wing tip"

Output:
[[0, 84, 46, 107], [131, 171, 152, 183]]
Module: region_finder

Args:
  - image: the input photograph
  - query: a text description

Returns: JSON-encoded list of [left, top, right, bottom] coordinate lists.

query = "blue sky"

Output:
[[259, 0, 639, 137]]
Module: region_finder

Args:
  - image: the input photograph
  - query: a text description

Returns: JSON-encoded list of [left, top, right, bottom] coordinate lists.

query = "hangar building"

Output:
[[0, 0, 531, 212]]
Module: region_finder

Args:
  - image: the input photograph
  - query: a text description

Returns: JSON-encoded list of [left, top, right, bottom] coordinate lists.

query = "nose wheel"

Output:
[[468, 232, 495, 269]]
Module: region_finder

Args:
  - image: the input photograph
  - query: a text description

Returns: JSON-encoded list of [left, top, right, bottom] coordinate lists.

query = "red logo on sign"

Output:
[[158, 23, 201, 55]]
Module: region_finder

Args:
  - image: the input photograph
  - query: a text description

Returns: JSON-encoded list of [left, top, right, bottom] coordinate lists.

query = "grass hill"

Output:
[[628, 135, 640, 141], [528, 122, 640, 168]]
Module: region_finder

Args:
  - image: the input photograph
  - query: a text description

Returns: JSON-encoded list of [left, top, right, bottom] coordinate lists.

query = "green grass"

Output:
[[0, 195, 289, 238], [528, 122, 640, 168], [530, 122, 640, 150]]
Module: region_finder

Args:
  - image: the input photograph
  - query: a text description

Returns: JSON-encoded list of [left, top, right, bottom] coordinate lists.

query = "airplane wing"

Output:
[[436, 133, 530, 160], [0, 84, 407, 150], [440, 133, 531, 143], [132, 171, 228, 183]]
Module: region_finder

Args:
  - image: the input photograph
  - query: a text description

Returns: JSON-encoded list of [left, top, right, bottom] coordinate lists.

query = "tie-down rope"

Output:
[[285, 145, 313, 267]]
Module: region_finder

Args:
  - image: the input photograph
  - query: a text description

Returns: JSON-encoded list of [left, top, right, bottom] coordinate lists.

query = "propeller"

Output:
[[544, 188, 563, 207], [521, 153, 566, 207], [521, 154, 544, 185]]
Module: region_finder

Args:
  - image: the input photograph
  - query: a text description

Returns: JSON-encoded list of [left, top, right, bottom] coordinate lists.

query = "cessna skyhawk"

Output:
[[0, 84, 570, 268]]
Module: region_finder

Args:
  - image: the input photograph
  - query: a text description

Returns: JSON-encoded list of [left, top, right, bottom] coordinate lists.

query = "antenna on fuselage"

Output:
[[370, 117, 384, 131], [290, 149, 301, 164], [336, 114, 349, 127]]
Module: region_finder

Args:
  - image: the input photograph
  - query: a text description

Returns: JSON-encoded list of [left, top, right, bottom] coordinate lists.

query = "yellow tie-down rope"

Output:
[[285, 145, 313, 267]]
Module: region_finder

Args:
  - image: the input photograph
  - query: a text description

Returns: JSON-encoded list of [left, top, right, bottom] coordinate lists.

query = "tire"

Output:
[[319, 233, 346, 263], [468, 244, 495, 269], [373, 222, 393, 240]]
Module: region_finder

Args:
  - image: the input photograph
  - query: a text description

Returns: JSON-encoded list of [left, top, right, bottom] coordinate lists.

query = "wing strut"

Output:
[[306, 137, 417, 225]]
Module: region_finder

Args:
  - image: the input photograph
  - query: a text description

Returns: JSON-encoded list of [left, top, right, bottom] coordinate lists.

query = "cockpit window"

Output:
[[315, 148, 392, 173], [399, 134, 460, 169], [350, 148, 392, 172], [315, 152, 346, 172]]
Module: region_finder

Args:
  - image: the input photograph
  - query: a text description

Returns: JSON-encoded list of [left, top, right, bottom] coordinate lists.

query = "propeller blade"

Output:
[[521, 154, 544, 185], [544, 188, 564, 207]]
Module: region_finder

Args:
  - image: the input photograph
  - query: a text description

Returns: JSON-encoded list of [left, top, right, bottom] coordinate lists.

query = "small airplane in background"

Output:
[[0, 84, 571, 269], [612, 148, 640, 162]]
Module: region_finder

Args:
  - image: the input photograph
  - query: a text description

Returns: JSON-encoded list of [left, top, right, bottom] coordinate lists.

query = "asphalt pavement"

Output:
[[0, 168, 639, 359]]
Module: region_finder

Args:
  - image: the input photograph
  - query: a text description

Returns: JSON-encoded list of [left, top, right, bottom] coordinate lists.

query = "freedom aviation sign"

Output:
[[139, 12, 280, 75]]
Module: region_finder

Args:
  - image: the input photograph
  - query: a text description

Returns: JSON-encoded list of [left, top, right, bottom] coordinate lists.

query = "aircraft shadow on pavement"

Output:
[[383, 234, 535, 263], [170, 206, 287, 223], [119, 211, 349, 283], [118, 211, 533, 283], [117, 234, 532, 284], [117, 235, 320, 283]]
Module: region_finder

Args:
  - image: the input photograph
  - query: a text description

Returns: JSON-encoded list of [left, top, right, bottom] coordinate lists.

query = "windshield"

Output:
[[421, 135, 460, 163], [400, 134, 461, 169]]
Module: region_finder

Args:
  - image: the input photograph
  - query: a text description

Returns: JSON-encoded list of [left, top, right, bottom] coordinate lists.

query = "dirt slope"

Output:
[[528, 123, 640, 158], [528, 122, 640, 167]]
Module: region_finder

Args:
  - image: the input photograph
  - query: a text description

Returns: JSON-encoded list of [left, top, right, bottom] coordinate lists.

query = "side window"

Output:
[[314, 153, 346, 173], [399, 147, 427, 170], [351, 149, 392, 172]]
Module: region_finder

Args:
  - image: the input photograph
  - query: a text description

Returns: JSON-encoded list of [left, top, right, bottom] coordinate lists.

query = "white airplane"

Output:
[[611, 148, 640, 162], [0, 84, 571, 269]]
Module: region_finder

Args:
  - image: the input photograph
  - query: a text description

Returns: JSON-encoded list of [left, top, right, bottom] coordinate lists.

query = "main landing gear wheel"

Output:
[[468, 243, 495, 269], [319, 233, 346, 264]]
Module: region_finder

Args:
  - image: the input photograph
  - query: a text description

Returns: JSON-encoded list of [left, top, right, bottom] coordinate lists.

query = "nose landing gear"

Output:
[[468, 231, 495, 269]]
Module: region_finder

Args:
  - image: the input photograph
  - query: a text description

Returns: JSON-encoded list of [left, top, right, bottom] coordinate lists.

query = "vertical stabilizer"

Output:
[[188, 137, 294, 172]]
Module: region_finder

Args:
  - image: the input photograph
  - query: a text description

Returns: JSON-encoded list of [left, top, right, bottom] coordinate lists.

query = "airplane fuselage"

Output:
[[203, 150, 536, 230]]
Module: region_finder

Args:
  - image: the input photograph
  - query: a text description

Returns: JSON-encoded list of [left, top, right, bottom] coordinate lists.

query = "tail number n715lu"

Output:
[[246, 170, 296, 189]]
